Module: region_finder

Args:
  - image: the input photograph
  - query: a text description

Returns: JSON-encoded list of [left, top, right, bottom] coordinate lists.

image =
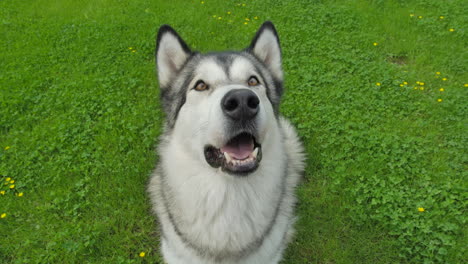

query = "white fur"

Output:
[[148, 117, 304, 264], [148, 65, 304, 261], [229, 57, 258, 81]]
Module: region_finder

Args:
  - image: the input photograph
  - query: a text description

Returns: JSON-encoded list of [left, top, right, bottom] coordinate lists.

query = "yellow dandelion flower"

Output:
[[244, 22, 248, 25], [410, 14, 414, 17], [437, 99, 442, 102], [139, 252, 146, 257], [419, 87, 424, 90], [245, 18, 250, 21], [254, 16, 258, 20], [400, 84, 404, 87], [442, 77, 447, 81], [18, 192, 24, 197], [464, 84, 468, 87], [376, 82, 381, 86], [5, 177, 11, 182], [10, 180, 14, 184], [449, 28, 455, 32], [439, 88, 444, 92], [439, 16, 444, 19], [227, 11, 231, 15], [132, 50, 136, 53], [373, 42, 378, 46], [201, 1, 204, 4], [418, 207, 425, 212], [1, 213, 6, 218], [418, 16, 423, 19], [420, 82, 425, 86], [403, 81, 408, 85], [218, 16, 222, 20], [0, 191, 5, 195], [436, 72, 440, 75], [9, 185, 15, 189], [416, 81, 421, 85], [128, 47, 133, 50], [413, 87, 418, 90], [4, 146, 10, 150]]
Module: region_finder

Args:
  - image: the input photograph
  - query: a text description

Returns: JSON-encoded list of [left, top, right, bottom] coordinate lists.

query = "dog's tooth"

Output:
[[223, 152, 232, 164], [252, 147, 259, 158]]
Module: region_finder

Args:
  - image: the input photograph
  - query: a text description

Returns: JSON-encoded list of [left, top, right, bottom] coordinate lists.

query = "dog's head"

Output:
[[156, 22, 283, 176]]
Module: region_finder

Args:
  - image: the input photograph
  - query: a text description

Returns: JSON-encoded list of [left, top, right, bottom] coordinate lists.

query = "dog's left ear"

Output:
[[247, 21, 283, 81]]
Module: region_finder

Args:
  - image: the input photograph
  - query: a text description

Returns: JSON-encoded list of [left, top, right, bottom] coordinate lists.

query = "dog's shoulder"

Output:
[[279, 116, 306, 185], [279, 117, 305, 165]]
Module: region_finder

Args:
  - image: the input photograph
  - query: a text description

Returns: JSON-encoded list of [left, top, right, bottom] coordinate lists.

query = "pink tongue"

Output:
[[220, 135, 254, 160]]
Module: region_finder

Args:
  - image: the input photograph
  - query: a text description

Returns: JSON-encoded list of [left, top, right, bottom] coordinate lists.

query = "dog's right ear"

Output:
[[156, 25, 192, 88], [247, 21, 283, 81]]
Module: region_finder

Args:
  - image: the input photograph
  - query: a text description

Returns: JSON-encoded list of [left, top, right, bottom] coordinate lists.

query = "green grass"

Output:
[[0, 0, 466, 263]]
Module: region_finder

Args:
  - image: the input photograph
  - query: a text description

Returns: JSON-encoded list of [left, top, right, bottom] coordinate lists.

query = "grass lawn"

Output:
[[0, 0, 466, 263]]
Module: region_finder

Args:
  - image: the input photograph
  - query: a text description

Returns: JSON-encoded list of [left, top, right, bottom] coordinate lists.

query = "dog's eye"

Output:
[[247, 76, 260, 86], [194, 80, 209, 91]]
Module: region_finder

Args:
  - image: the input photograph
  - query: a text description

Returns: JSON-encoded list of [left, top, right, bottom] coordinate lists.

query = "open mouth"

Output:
[[204, 132, 262, 175]]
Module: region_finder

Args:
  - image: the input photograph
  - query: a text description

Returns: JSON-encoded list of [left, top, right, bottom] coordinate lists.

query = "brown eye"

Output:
[[248, 76, 260, 86], [194, 80, 208, 91]]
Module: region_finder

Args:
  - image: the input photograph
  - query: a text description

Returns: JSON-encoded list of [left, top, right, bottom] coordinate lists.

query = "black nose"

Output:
[[221, 89, 260, 120]]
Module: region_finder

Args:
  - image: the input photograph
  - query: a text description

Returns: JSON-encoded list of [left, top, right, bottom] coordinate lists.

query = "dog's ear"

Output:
[[247, 21, 282, 81], [156, 25, 192, 88]]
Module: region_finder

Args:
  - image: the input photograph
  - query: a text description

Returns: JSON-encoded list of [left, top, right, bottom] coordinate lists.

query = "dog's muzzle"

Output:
[[204, 89, 263, 175]]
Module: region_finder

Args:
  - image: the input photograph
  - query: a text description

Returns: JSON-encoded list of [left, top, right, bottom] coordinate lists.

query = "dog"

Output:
[[148, 21, 305, 264]]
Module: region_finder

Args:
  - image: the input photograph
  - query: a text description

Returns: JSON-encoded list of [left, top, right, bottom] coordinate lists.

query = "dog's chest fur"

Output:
[[148, 118, 304, 263], [164, 126, 284, 251]]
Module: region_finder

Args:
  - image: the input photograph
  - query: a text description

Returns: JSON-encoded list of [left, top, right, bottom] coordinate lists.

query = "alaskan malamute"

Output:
[[148, 21, 305, 264]]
